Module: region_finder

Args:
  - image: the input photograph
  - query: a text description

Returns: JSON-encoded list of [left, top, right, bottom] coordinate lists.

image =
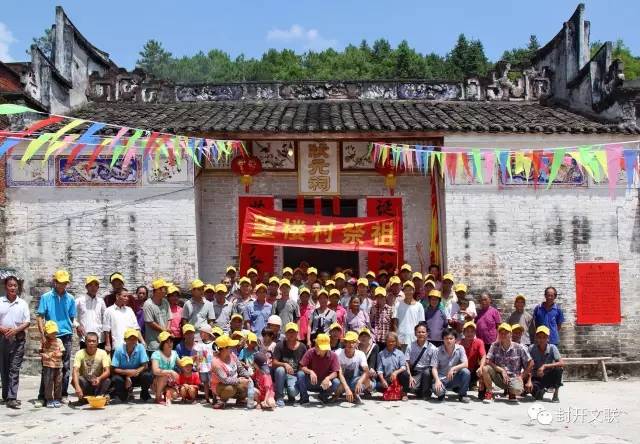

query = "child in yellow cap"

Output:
[[177, 357, 200, 403], [41, 321, 65, 408], [239, 332, 259, 375]]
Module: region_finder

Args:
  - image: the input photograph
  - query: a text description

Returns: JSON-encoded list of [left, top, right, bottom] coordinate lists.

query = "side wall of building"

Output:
[[197, 172, 432, 282], [443, 133, 640, 359]]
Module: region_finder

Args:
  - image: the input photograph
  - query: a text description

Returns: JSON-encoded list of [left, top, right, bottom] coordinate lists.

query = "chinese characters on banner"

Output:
[[298, 141, 339, 195], [238, 196, 274, 275], [242, 208, 400, 252], [366, 197, 403, 272], [575, 262, 621, 325]]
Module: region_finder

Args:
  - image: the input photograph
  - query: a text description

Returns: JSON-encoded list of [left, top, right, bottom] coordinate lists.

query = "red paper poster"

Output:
[[238, 196, 274, 276], [366, 197, 403, 273], [575, 262, 621, 325], [241, 208, 400, 253]]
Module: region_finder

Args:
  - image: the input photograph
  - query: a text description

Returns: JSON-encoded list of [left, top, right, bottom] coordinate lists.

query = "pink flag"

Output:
[[605, 144, 623, 199], [483, 151, 495, 184]]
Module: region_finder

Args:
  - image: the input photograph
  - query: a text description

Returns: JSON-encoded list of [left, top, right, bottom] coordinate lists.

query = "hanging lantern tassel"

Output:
[[385, 173, 397, 196], [241, 174, 252, 192]]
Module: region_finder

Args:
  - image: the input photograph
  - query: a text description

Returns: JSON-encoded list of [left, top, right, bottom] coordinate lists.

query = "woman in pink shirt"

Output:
[[167, 287, 183, 343], [297, 287, 314, 342]]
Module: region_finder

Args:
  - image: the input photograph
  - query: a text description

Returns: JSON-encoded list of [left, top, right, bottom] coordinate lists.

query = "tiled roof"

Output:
[[72, 100, 640, 135]]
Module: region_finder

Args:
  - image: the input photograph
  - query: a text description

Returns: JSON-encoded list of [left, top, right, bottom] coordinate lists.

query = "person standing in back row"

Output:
[[273, 279, 299, 326], [143, 279, 170, 358]]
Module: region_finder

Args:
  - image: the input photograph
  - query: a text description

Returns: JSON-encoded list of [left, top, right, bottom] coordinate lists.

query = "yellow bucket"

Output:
[[85, 396, 107, 409]]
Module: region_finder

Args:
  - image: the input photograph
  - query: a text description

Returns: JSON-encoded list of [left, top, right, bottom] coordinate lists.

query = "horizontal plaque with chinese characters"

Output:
[[298, 141, 339, 195], [241, 207, 400, 252]]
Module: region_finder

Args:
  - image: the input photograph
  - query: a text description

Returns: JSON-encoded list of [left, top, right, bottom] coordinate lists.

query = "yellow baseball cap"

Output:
[[204, 284, 216, 292], [412, 272, 423, 281], [365, 271, 376, 279], [511, 323, 524, 332], [536, 326, 550, 336], [255, 283, 267, 292], [191, 279, 205, 290], [498, 323, 512, 332], [238, 276, 251, 285], [325, 280, 335, 287], [428, 289, 442, 298], [53, 270, 70, 283], [374, 287, 387, 297], [329, 322, 343, 331], [214, 283, 227, 293], [333, 272, 346, 281], [215, 335, 239, 349], [463, 321, 476, 330], [389, 276, 401, 285], [110, 273, 125, 283], [178, 356, 194, 367], [124, 327, 139, 339], [226, 266, 237, 273], [377, 269, 389, 276], [152, 278, 167, 290], [514, 293, 526, 302], [44, 320, 58, 335], [299, 286, 310, 295], [329, 288, 341, 298], [442, 273, 454, 282], [247, 332, 258, 343], [400, 263, 412, 272], [279, 278, 291, 287], [307, 267, 318, 275], [268, 276, 280, 285], [282, 267, 293, 275], [454, 283, 468, 293], [231, 330, 245, 339], [158, 331, 173, 343], [284, 322, 299, 332], [85, 276, 100, 286], [318, 289, 329, 297], [356, 278, 368, 287], [315, 333, 330, 351], [358, 327, 372, 337], [212, 326, 224, 336], [182, 323, 196, 334], [231, 313, 243, 322], [425, 280, 436, 288], [167, 285, 180, 295], [402, 280, 415, 289], [343, 331, 359, 342], [247, 268, 258, 276]]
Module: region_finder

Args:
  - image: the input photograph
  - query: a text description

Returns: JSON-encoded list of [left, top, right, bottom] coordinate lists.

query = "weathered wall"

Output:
[[444, 133, 640, 359], [4, 186, 199, 299], [197, 172, 432, 281]]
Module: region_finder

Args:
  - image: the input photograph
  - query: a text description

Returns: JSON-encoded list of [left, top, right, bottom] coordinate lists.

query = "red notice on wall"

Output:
[[575, 262, 621, 325]]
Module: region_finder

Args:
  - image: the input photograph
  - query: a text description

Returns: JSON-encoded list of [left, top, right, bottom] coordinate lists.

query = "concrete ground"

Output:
[[0, 376, 637, 444]]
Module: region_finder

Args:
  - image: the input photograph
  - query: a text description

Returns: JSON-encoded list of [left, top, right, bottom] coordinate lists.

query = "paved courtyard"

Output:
[[0, 376, 636, 443]]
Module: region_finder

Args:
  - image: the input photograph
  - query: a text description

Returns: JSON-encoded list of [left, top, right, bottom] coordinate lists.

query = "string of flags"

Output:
[[368, 141, 640, 196], [0, 104, 247, 170]]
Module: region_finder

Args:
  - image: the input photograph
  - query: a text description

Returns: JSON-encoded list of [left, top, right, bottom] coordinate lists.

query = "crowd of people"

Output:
[[0, 262, 566, 410]]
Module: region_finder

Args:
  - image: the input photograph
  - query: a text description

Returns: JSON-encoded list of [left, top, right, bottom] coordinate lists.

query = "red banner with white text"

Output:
[[241, 207, 400, 252], [366, 197, 403, 272], [239, 196, 274, 276]]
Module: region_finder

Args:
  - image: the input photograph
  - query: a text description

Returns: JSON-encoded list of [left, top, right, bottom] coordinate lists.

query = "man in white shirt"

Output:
[[0, 275, 30, 409], [335, 331, 370, 403], [103, 288, 143, 353], [75, 276, 107, 349], [392, 281, 425, 352]]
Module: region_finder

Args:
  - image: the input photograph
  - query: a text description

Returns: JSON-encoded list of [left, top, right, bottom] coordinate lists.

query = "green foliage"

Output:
[[501, 35, 540, 67], [591, 39, 640, 80], [29, 28, 54, 58]]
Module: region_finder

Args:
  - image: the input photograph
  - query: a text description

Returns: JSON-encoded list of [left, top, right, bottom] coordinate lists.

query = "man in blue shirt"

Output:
[[110, 328, 153, 402], [36, 270, 76, 404], [243, 283, 272, 337], [533, 287, 565, 346]]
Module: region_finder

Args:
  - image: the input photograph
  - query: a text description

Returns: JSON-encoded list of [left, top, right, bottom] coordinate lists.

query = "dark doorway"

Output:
[[282, 198, 359, 275]]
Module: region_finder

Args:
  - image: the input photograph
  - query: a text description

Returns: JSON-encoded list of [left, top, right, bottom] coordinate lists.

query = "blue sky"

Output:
[[1, 1, 638, 68]]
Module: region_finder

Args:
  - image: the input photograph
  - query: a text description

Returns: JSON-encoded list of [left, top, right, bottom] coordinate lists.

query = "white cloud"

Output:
[[0, 22, 16, 62], [267, 24, 337, 51]]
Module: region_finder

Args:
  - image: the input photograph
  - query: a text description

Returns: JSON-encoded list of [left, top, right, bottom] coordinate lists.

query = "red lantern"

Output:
[[375, 159, 405, 196], [231, 155, 262, 192]]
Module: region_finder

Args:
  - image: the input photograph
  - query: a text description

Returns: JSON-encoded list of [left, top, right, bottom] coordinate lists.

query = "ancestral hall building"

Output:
[[1, 4, 639, 371]]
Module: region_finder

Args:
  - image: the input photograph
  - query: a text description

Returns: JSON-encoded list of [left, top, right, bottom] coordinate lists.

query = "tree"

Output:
[[136, 40, 173, 78], [29, 28, 54, 58], [394, 40, 426, 78], [501, 34, 540, 66], [447, 34, 491, 79]]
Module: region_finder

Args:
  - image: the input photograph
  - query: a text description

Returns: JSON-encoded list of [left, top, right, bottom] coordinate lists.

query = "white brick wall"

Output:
[[5, 185, 199, 299], [444, 133, 640, 359], [196, 171, 432, 282]]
